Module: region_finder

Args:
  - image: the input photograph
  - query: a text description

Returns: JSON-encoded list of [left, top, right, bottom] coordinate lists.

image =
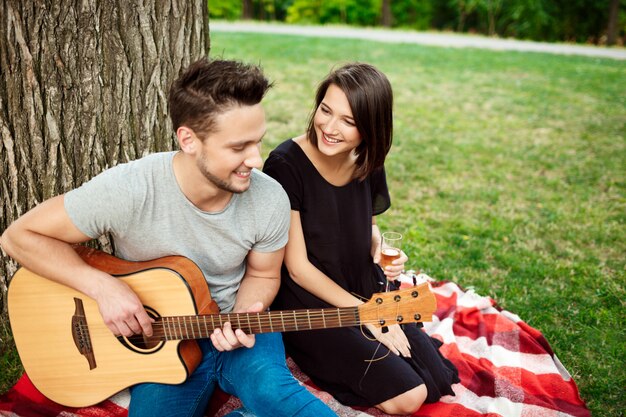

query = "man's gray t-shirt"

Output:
[[64, 151, 290, 313]]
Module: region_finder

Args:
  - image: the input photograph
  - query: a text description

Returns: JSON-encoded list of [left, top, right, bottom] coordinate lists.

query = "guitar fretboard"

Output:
[[152, 307, 361, 340]]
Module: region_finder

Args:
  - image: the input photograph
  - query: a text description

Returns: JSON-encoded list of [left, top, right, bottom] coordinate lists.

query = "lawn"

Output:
[[209, 31, 625, 416], [1, 29, 624, 417]]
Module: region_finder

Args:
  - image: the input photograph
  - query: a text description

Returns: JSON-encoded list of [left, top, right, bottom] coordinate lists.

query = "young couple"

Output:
[[1, 58, 458, 417]]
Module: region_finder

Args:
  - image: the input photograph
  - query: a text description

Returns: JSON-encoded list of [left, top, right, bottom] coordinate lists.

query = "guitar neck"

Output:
[[153, 307, 361, 340]]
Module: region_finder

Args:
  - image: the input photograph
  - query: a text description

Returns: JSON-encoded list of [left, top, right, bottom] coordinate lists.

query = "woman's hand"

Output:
[[381, 250, 408, 281], [365, 323, 411, 358], [371, 223, 409, 281]]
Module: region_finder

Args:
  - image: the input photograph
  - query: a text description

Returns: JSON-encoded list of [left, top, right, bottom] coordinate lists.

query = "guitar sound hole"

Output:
[[126, 334, 160, 350], [118, 307, 164, 354]]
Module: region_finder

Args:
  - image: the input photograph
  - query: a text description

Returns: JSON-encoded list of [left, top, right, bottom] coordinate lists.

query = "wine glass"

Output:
[[380, 232, 402, 270]]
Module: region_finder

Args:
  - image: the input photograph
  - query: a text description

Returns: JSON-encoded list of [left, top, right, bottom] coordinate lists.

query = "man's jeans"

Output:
[[129, 333, 337, 417]]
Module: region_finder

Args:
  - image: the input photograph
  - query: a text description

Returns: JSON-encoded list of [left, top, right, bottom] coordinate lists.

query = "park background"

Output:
[[210, 0, 626, 46], [0, 2, 624, 417]]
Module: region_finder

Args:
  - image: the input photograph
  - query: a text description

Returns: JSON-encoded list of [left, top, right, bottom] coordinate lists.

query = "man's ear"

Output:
[[177, 126, 197, 153]]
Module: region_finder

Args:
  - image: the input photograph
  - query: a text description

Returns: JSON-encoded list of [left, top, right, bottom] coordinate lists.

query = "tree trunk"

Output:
[[607, 0, 620, 46], [0, 0, 209, 319], [381, 0, 392, 27], [242, 0, 253, 19]]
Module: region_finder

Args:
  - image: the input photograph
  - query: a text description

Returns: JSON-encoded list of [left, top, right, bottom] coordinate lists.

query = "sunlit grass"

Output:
[[212, 32, 625, 416]]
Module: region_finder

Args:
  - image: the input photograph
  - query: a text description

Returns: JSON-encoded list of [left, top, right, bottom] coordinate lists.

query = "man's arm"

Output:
[[0, 195, 153, 337], [209, 247, 284, 351], [233, 248, 283, 312]]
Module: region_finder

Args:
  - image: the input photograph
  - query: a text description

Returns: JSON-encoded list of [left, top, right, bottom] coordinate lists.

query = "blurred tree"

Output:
[[381, 0, 393, 27], [392, 0, 434, 30], [450, 0, 479, 32], [496, 0, 555, 41], [287, 0, 379, 25], [486, 0, 502, 35], [243, 0, 254, 19], [607, 0, 620, 45], [209, 0, 242, 19], [286, 0, 321, 23]]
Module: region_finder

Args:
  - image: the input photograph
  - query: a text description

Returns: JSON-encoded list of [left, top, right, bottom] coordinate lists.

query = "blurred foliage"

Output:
[[208, 0, 626, 45]]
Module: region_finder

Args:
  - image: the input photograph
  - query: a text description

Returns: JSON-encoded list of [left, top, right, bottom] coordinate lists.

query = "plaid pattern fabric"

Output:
[[0, 277, 590, 417]]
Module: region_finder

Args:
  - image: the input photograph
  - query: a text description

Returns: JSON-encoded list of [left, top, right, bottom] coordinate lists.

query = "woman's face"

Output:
[[313, 84, 362, 158]]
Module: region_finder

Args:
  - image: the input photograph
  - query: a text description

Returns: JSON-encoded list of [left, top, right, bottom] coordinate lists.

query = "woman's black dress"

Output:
[[263, 139, 459, 407]]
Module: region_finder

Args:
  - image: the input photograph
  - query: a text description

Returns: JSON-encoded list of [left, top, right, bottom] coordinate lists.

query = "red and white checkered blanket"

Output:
[[0, 278, 590, 417]]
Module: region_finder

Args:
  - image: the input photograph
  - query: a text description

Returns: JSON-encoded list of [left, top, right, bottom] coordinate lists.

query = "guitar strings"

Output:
[[74, 317, 395, 335], [74, 286, 426, 338]]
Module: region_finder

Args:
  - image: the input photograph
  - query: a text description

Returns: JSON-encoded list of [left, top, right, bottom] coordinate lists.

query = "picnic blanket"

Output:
[[0, 276, 590, 417]]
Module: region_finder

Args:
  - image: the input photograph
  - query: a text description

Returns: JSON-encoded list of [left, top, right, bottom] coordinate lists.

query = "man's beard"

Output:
[[196, 152, 250, 194]]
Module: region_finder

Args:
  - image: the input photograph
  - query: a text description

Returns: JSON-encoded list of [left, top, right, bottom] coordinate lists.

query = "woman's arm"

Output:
[[284, 210, 363, 308], [285, 211, 411, 357]]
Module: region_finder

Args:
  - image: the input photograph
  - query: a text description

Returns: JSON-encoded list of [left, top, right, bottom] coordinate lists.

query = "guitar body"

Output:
[[8, 246, 218, 407]]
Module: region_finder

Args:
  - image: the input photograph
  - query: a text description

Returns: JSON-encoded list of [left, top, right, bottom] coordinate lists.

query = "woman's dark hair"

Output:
[[169, 58, 272, 139], [307, 62, 393, 180]]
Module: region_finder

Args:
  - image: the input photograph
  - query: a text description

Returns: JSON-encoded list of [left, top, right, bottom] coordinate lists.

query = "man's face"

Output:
[[196, 103, 266, 194]]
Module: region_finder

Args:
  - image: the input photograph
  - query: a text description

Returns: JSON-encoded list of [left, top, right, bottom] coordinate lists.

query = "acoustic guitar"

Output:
[[8, 246, 436, 407]]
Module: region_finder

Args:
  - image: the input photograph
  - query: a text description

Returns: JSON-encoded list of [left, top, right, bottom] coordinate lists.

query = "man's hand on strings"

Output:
[[210, 301, 264, 351], [95, 275, 154, 338]]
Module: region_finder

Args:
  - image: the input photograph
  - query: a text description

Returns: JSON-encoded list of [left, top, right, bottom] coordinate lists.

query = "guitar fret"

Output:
[[307, 309, 312, 329], [269, 313, 274, 332], [321, 310, 326, 328], [162, 317, 169, 340], [237, 314, 242, 330], [279, 311, 286, 331], [257, 313, 263, 333], [188, 316, 195, 339], [211, 314, 216, 332], [293, 311, 298, 331], [246, 314, 252, 334], [196, 317, 201, 338], [337, 309, 342, 327], [203, 316, 208, 337], [176, 317, 183, 339], [182, 317, 189, 339]]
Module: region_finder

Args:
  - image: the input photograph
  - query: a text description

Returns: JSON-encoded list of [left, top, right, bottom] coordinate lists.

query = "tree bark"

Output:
[[607, 0, 620, 46], [0, 0, 209, 318]]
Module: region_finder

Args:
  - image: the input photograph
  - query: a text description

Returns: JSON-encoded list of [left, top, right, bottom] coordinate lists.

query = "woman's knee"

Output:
[[376, 384, 427, 415]]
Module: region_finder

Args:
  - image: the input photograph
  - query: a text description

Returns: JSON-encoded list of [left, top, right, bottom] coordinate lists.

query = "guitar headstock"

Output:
[[358, 282, 436, 327]]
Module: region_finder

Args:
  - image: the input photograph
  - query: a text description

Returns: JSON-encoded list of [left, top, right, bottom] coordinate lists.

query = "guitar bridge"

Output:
[[71, 298, 97, 370]]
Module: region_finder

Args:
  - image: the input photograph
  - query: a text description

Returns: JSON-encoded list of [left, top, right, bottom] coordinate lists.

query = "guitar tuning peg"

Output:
[[381, 326, 389, 334]]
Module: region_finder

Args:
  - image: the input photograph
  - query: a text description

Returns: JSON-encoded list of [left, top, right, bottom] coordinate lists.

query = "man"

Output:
[[1, 59, 336, 417]]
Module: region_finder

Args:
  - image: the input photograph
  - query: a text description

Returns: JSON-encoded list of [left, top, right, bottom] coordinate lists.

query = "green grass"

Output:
[[2, 31, 624, 415], [210, 32, 625, 415]]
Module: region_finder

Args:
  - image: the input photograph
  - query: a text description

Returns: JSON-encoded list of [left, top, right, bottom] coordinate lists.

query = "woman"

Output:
[[263, 63, 459, 415]]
